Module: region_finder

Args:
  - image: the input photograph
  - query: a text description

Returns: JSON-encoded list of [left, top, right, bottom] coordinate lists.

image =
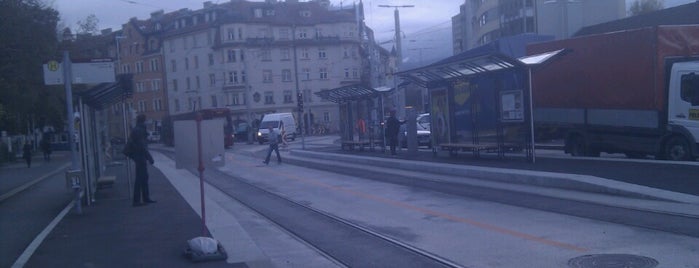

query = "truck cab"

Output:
[[666, 62, 699, 160]]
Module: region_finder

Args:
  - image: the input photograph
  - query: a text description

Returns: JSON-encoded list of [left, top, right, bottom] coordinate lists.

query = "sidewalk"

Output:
[[22, 159, 239, 268]]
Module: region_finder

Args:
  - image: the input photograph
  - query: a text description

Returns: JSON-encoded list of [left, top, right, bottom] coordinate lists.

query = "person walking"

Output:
[[22, 141, 32, 168], [263, 125, 282, 165], [40, 137, 51, 161], [129, 114, 155, 207], [385, 110, 405, 155]]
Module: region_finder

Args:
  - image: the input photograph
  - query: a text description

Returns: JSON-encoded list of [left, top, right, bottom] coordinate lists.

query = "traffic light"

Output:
[[297, 92, 304, 111]]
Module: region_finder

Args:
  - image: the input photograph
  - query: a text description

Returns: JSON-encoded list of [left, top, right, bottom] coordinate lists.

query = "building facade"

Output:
[[452, 0, 625, 53], [159, 0, 381, 133]]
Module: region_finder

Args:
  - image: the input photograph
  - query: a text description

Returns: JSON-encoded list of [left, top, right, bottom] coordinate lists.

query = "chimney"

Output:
[[150, 10, 164, 20], [203, 1, 213, 8]]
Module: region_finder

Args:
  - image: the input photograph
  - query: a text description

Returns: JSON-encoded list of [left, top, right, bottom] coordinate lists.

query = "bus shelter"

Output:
[[398, 49, 564, 162], [75, 76, 132, 204], [316, 84, 394, 151]]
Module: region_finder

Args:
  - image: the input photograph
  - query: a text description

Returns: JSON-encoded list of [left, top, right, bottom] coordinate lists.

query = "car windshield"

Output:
[[259, 120, 279, 129]]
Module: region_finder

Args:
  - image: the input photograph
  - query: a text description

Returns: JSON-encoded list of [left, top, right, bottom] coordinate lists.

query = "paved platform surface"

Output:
[[5, 137, 698, 267], [14, 158, 242, 268]]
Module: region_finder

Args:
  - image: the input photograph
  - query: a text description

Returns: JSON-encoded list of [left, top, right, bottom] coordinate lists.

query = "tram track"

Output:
[[156, 149, 463, 268]]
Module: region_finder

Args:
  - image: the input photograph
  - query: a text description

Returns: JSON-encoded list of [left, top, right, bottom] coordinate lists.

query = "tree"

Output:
[[629, 0, 664, 16], [76, 14, 100, 36], [0, 0, 61, 134]]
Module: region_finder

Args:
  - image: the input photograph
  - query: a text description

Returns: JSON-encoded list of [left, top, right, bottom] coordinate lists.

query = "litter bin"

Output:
[[65, 169, 83, 214]]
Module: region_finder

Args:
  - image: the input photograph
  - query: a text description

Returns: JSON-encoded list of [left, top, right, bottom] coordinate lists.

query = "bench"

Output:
[[439, 142, 521, 158], [96, 176, 116, 189], [341, 140, 371, 151]]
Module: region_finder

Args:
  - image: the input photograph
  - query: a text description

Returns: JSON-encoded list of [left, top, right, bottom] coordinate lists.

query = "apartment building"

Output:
[[452, 0, 625, 53], [160, 0, 381, 132], [113, 13, 172, 132]]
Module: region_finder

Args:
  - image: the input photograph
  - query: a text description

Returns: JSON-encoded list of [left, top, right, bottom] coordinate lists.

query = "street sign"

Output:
[[43, 59, 116, 85]]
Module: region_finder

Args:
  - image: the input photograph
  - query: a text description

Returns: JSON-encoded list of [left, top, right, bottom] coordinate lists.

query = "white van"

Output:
[[257, 113, 297, 144]]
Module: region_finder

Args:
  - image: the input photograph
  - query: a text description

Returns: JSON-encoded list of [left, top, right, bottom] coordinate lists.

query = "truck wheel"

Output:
[[664, 136, 692, 161]]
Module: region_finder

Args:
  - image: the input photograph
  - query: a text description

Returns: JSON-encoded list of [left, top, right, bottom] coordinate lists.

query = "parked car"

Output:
[[401, 113, 432, 148]]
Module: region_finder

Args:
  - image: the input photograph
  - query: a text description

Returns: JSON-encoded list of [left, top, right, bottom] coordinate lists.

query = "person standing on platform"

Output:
[[385, 110, 405, 155], [129, 114, 155, 207], [22, 141, 32, 168]]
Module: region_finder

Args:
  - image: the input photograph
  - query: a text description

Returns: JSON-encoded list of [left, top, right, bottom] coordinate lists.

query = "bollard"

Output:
[[65, 169, 83, 214]]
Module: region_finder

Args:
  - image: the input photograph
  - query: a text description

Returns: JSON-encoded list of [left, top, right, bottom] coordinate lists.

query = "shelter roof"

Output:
[[77, 75, 132, 110], [315, 84, 395, 103], [398, 49, 565, 87]]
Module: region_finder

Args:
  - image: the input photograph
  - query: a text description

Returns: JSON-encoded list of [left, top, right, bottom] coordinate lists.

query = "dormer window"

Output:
[[155, 23, 161, 30], [265, 9, 275, 16], [254, 8, 263, 18], [300, 10, 311, 17]]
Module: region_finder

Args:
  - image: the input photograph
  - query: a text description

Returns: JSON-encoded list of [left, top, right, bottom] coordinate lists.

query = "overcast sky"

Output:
[[46, 0, 695, 55], [46, 0, 458, 43]]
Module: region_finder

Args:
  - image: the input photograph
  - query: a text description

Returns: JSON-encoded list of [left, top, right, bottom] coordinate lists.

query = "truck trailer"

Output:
[[528, 25, 699, 160]]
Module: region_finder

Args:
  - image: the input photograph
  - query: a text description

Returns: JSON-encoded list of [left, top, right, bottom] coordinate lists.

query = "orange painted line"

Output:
[[229, 155, 589, 252]]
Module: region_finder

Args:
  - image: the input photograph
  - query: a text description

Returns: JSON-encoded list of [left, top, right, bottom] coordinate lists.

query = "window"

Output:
[[170, 60, 176, 72], [194, 56, 199, 69], [301, 48, 309, 59], [172, 79, 178, 92], [136, 61, 143, 73], [260, 49, 271, 61], [343, 47, 349, 58], [169, 40, 175, 52], [318, 48, 326, 59], [152, 80, 161, 91], [302, 68, 310, 80], [153, 99, 162, 111], [174, 99, 180, 112], [211, 95, 218, 108], [282, 69, 292, 82], [150, 59, 159, 72], [300, 10, 311, 17], [185, 57, 189, 70], [681, 73, 699, 105], [229, 92, 241, 105], [264, 91, 274, 104], [352, 68, 358, 78], [241, 70, 247, 83], [209, 73, 216, 86], [283, 90, 293, 103], [319, 68, 328, 80], [186, 77, 191, 90], [263, 70, 273, 83], [281, 48, 290, 60], [138, 100, 146, 112], [298, 29, 308, 39], [254, 8, 263, 18], [240, 50, 245, 61], [232, 71, 239, 84], [323, 111, 330, 122], [196, 76, 200, 89], [136, 82, 144, 93], [344, 68, 350, 78], [315, 28, 322, 38], [208, 53, 214, 66], [279, 28, 290, 40], [227, 49, 236, 62], [227, 28, 235, 40]]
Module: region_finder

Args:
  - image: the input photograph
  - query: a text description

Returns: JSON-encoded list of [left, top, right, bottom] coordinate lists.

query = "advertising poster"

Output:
[[431, 89, 449, 145]]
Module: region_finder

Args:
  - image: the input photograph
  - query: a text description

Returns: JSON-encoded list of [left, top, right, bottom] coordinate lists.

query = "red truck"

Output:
[[528, 25, 699, 160]]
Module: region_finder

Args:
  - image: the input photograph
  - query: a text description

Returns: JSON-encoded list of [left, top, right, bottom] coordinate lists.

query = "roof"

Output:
[[574, 2, 699, 37], [398, 49, 566, 88], [315, 84, 395, 103], [76, 74, 133, 110]]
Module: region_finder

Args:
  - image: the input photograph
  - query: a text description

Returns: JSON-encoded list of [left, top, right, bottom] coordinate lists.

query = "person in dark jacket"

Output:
[[22, 141, 32, 168], [40, 137, 51, 161], [385, 110, 405, 155], [130, 114, 155, 207]]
